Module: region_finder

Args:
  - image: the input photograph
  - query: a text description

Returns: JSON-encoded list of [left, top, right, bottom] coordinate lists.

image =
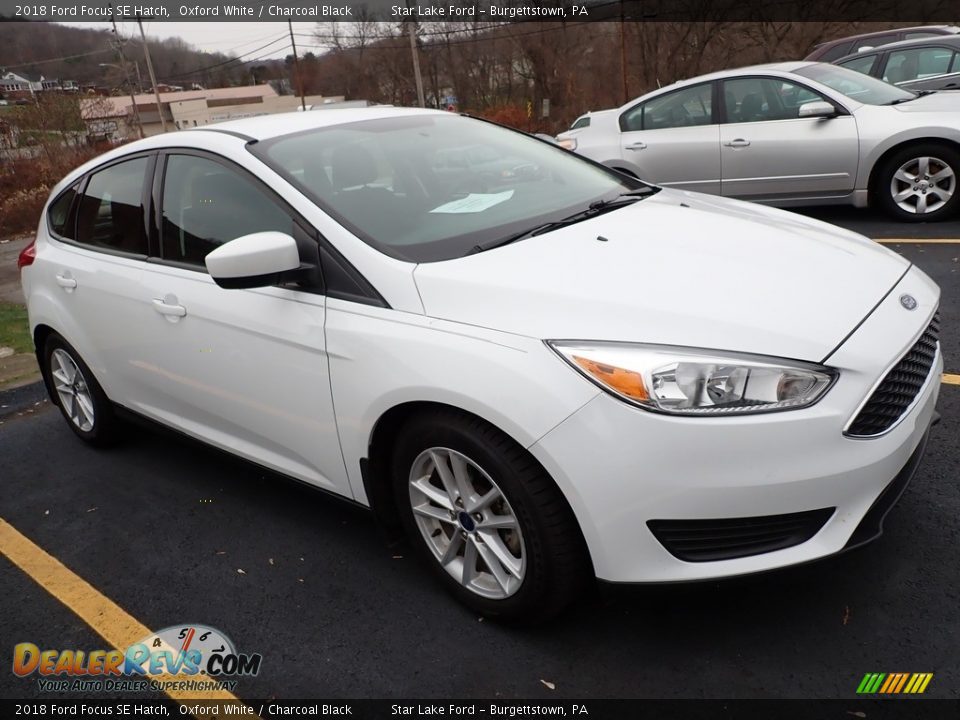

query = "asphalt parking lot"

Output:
[[1, 208, 958, 702]]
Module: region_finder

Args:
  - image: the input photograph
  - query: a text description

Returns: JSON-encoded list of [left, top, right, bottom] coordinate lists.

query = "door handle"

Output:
[[152, 298, 187, 318], [724, 139, 751, 148], [55, 273, 77, 290], [625, 141, 647, 151]]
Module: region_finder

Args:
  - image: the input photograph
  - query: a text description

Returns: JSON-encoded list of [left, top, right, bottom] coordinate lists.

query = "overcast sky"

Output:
[[66, 21, 321, 59]]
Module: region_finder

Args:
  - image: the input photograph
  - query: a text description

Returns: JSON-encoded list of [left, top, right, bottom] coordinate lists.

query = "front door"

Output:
[[719, 76, 860, 200], [130, 152, 350, 496]]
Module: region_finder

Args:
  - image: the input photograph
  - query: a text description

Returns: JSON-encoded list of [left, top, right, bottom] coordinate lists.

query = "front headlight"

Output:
[[548, 341, 837, 415]]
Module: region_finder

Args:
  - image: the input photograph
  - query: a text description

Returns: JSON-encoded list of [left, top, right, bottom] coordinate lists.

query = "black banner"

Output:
[[0, 699, 958, 719], [1, 0, 959, 22]]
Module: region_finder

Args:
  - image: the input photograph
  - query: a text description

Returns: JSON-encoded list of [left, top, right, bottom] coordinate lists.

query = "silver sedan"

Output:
[[557, 62, 960, 221]]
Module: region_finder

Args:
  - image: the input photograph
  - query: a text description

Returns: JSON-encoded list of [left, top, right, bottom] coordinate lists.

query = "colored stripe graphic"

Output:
[[857, 672, 933, 694]]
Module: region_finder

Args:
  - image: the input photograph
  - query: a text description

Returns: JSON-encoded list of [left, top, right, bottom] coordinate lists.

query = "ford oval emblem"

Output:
[[900, 294, 918, 311]]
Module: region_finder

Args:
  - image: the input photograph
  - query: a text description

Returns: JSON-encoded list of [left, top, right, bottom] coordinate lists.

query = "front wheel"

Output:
[[392, 410, 591, 621], [876, 144, 960, 221]]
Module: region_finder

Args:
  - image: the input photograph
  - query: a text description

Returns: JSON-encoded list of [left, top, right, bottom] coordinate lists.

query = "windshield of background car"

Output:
[[253, 114, 637, 262], [794, 63, 916, 105]]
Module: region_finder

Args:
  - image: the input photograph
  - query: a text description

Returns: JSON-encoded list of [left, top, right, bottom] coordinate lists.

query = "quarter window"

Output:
[[723, 77, 827, 124], [47, 183, 79, 239], [620, 83, 713, 132], [75, 157, 149, 255], [160, 154, 292, 267]]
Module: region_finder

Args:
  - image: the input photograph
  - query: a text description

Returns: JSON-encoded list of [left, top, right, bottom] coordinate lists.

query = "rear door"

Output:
[[128, 150, 350, 495], [719, 76, 859, 200], [616, 82, 721, 194], [43, 155, 153, 401]]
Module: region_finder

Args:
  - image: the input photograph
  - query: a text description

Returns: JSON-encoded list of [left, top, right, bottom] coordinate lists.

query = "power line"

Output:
[[161, 36, 291, 81], [2, 47, 114, 70]]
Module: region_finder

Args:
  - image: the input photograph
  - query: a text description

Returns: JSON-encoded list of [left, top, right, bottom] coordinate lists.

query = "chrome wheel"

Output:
[[50, 348, 95, 432], [890, 156, 956, 215], [408, 447, 526, 600]]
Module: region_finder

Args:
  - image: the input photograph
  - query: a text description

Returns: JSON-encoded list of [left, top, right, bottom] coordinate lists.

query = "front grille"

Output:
[[846, 312, 940, 438], [647, 508, 835, 562]]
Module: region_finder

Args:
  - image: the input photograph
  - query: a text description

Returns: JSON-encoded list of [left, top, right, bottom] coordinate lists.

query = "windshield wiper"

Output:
[[468, 188, 658, 255], [886, 89, 937, 105]]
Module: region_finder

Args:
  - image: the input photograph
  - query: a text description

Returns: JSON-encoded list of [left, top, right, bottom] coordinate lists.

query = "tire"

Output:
[[392, 408, 591, 621], [43, 333, 120, 446], [875, 143, 960, 222]]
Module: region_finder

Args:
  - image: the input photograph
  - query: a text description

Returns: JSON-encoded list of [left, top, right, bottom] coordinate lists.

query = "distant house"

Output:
[[0, 71, 41, 100], [0, 72, 79, 100]]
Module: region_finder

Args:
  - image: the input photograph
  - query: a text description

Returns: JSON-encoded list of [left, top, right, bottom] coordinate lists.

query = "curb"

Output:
[[0, 380, 49, 421]]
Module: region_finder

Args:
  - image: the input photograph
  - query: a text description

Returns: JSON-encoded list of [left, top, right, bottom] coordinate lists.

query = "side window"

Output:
[[47, 183, 79, 239], [723, 77, 828, 124], [160, 154, 293, 267], [884, 48, 954, 84], [621, 83, 713, 132], [904, 32, 941, 41], [75, 157, 149, 255], [570, 115, 591, 130], [838, 54, 878, 76]]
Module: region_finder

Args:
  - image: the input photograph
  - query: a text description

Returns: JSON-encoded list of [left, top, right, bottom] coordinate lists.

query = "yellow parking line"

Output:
[[0, 517, 251, 714], [875, 238, 960, 244], [944, 374, 960, 386]]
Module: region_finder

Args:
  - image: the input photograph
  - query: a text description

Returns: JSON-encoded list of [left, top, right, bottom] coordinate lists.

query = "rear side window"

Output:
[[47, 184, 78, 239], [160, 154, 292, 267], [75, 157, 149, 255], [570, 116, 591, 130]]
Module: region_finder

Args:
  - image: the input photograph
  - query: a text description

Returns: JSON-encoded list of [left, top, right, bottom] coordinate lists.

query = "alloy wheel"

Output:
[[408, 447, 526, 600], [890, 156, 956, 215], [50, 348, 95, 432]]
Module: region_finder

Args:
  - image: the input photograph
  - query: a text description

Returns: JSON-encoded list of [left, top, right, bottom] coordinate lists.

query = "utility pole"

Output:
[[137, 17, 168, 132], [288, 20, 306, 111], [109, 9, 144, 139], [407, 20, 426, 108], [619, 0, 628, 104]]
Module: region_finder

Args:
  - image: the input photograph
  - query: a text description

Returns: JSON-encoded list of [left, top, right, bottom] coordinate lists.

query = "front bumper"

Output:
[[530, 267, 941, 583]]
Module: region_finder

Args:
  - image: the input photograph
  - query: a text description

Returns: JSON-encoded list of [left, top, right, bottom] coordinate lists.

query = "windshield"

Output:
[[794, 63, 917, 105], [252, 114, 639, 262]]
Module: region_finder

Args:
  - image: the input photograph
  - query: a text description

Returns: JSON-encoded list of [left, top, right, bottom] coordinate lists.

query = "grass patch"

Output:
[[0, 301, 32, 354]]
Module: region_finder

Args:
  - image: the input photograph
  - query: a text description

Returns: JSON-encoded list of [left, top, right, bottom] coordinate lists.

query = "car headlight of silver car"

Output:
[[548, 341, 837, 415]]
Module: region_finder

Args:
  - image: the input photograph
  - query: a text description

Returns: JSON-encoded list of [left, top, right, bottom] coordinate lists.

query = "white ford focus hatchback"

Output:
[[20, 108, 941, 620]]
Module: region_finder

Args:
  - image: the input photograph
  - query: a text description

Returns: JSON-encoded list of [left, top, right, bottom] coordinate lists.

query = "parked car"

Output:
[[834, 35, 960, 92], [557, 62, 960, 221], [20, 108, 941, 620], [805, 25, 959, 62]]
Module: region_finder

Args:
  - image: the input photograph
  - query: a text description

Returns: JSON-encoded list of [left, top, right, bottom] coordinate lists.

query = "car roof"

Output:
[[206, 105, 449, 141], [834, 33, 960, 61], [815, 24, 959, 49], [651, 61, 815, 89]]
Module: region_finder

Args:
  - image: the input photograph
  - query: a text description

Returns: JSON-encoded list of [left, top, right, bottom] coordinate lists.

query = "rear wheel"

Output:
[[43, 334, 119, 446], [392, 409, 591, 621], [876, 144, 960, 221]]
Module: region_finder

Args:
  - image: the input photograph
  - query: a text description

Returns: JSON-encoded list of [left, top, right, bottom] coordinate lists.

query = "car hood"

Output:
[[412, 189, 910, 362], [891, 91, 960, 112]]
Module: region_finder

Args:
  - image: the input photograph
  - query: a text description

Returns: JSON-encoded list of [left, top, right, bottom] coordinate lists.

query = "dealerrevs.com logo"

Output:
[[13, 624, 262, 693]]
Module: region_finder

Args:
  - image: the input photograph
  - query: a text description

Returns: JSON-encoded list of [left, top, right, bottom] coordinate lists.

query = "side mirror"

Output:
[[205, 231, 303, 290], [798, 101, 837, 119]]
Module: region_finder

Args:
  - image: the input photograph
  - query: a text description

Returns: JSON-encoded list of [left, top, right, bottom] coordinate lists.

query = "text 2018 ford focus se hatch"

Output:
[[19, 108, 941, 620]]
